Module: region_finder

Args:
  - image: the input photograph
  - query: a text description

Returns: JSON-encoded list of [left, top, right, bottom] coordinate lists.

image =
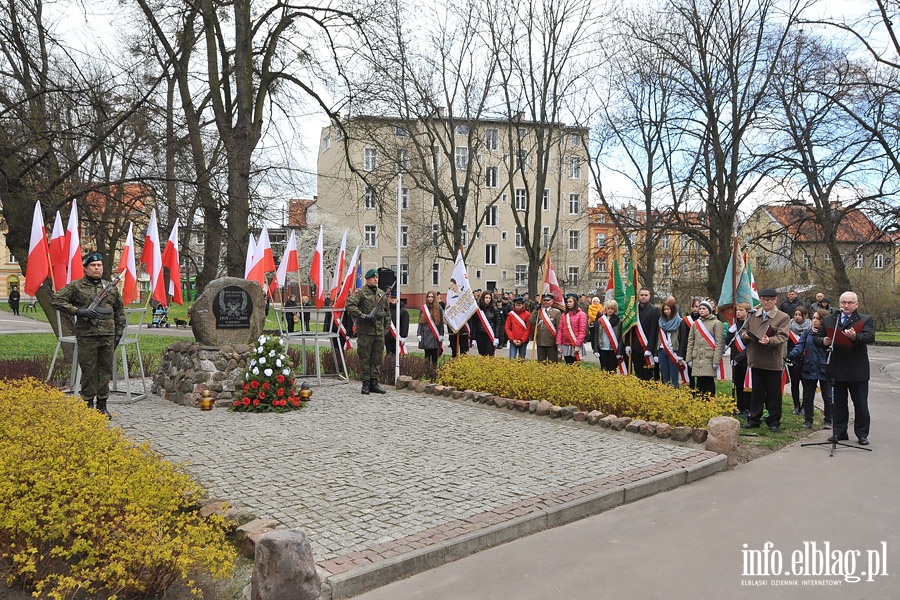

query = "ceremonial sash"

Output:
[[508, 309, 527, 334], [788, 330, 799, 344], [539, 308, 557, 337], [780, 365, 789, 394], [659, 327, 688, 384], [332, 311, 352, 350], [388, 322, 407, 355], [733, 330, 746, 353], [635, 306, 651, 363], [696, 319, 725, 380], [564, 313, 580, 346], [684, 315, 696, 329], [744, 367, 752, 391], [599, 316, 627, 375], [421, 305, 441, 342], [476, 308, 496, 341]]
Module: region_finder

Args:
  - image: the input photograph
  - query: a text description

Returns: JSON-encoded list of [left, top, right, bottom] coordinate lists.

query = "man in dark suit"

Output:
[[623, 287, 660, 381], [813, 291, 875, 445]]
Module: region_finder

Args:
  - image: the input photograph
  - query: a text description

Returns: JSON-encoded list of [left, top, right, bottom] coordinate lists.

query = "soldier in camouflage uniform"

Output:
[[346, 269, 391, 394], [51, 252, 126, 417]]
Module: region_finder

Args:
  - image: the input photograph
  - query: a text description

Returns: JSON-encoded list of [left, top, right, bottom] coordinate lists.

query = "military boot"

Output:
[[369, 379, 387, 394], [85, 397, 95, 409], [361, 380, 370, 395], [96, 398, 112, 419]]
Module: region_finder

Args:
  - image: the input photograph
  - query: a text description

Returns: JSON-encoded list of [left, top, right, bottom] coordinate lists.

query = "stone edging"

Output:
[[395, 375, 710, 445]]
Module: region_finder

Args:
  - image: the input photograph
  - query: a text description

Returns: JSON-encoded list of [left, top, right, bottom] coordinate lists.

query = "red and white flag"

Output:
[[332, 245, 361, 349], [141, 208, 165, 307], [273, 230, 299, 292], [49, 212, 67, 291], [24, 202, 50, 296], [541, 250, 563, 307], [310, 224, 325, 309], [117, 222, 138, 305], [329, 229, 347, 302], [65, 200, 83, 283], [244, 233, 257, 279], [604, 268, 614, 303], [161, 218, 182, 305]]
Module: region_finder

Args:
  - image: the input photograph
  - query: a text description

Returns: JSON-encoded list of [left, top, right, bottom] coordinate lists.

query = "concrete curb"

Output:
[[322, 454, 726, 599]]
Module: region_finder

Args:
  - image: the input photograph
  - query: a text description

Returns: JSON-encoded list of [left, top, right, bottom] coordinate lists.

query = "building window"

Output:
[[395, 126, 408, 137], [597, 212, 606, 224], [485, 244, 498, 265], [364, 186, 377, 209], [543, 189, 550, 211], [594, 256, 607, 273], [455, 147, 469, 170], [854, 254, 863, 269], [627, 233, 637, 248], [194, 231, 204, 245], [681, 261, 689, 275], [364, 225, 377, 247], [515, 149, 527, 171], [364, 147, 377, 171], [824, 253, 831, 263], [515, 227, 525, 248], [485, 166, 498, 188], [397, 148, 410, 172], [461, 224, 468, 246], [569, 156, 581, 179], [569, 230, 580, 251], [680, 236, 689, 251], [485, 205, 498, 227], [803, 254, 811, 269], [455, 124, 469, 136], [518, 127, 527, 140], [485, 128, 499, 150], [432, 145, 441, 169], [595, 233, 607, 248], [400, 225, 409, 248], [875, 253, 884, 269], [515, 264, 528, 287], [400, 187, 409, 210], [514, 188, 527, 212], [570, 133, 580, 147], [568, 266, 579, 286], [399, 264, 409, 286], [432, 224, 440, 246], [542, 226, 550, 248], [661, 234, 670, 250], [661, 259, 671, 276], [432, 262, 440, 286], [569, 193, 580, 215], [323, 134, 331, 151], [9, 253, 18, 264]]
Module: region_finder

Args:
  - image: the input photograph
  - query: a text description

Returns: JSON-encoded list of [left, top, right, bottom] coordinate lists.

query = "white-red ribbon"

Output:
[[539, 308, 557, 337], [659, 327, 688, 384]]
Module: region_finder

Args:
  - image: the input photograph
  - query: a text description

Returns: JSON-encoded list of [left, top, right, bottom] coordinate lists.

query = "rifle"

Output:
[[82, 272, 124, 324], [366, 281, 396, 321]]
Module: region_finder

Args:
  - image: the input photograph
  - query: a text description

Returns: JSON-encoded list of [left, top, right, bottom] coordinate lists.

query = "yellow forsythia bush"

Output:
[[438, 356, 736, 428], [0, 378, 236, 599]]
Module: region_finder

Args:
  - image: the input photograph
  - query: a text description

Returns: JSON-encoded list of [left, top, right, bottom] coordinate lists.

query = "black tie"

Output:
[[841, 315, 848, 327]]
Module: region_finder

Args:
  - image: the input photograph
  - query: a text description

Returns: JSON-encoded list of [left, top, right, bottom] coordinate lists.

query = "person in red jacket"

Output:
[[557, 293, 587, 365], [505, 296, 532, 359]]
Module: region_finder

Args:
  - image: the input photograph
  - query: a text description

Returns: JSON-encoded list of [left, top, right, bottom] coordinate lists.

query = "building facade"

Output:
[[316, 116, 590, 305]]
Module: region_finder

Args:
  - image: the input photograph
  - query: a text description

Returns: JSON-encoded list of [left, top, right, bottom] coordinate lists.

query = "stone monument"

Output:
[[190, 277, 266, 346]]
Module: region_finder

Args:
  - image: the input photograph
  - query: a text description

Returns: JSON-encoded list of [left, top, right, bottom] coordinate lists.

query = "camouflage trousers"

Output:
[[77, 335, 115, 400], [356, 333, 384, 382]]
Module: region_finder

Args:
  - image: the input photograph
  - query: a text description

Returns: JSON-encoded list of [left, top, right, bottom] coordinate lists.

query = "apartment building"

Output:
[[316, 115, 590, 305]]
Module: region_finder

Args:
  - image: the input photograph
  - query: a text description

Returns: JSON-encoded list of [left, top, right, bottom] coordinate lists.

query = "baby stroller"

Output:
[[149, 304, 170, 328]]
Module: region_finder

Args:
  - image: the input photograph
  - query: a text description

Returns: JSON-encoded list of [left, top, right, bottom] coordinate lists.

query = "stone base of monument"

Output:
[[153, 340, 254, 406]]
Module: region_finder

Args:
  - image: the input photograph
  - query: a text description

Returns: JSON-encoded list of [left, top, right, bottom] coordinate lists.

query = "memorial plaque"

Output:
[[213, 286, 252, 329]]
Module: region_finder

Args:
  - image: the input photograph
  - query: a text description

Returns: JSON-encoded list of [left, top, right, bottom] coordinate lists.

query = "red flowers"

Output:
[[262, 382, 270, 390], [250, 380, 259, 389], [252, 399, 260, 406], [242, 397, 251, 406], [277, 388, 284, 397], [276, 374, 285, 384]]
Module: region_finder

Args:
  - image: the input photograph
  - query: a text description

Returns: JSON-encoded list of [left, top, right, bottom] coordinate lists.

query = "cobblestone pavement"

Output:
[[110, 383, 716, 584]]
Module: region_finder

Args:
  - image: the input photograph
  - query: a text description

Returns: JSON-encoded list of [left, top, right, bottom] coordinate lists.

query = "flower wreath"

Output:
[[232, 335, 303, 412]]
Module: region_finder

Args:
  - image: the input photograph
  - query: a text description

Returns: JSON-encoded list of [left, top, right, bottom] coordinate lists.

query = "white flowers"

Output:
[[252, 367, 260, 375], [269, 350, 276, 357], [282, 368, 290, 376], [259, 357, 266, 364], [264, 368, 273, 377], [275, 359, 282, 368]]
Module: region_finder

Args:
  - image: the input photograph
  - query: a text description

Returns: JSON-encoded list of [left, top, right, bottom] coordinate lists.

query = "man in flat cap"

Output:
[[346, 268, 391, 394], [741, 287, 790, 432], [529, 293, 561, 362], [51, 251, 126, 417]]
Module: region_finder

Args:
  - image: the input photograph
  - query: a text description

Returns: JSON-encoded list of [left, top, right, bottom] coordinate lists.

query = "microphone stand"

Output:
[[801, 319, 871, 456]]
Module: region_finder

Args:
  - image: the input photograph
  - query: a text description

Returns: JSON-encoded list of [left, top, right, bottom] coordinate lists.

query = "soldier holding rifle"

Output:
[[51, 252, 126, 417], [346, 269, 392, 395]]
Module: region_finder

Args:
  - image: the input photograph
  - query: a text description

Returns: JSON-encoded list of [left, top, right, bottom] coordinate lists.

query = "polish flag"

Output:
[[65, 200, 83, 283], [251, 225, 276, 292], [310, 224, 325, 308], [332, 245, 360, 350], [541, 250, 563, 307], [49, 211, 67, 291], [117, 222, 138, 305], [604, 267, 614, 303], [141, 209, 166, 306], [329, 230, 347, 302], [161, 219, 182, 305], [274, 230, 299, 291], [244, 233, 257, 279], [24, 202, 50, 296]]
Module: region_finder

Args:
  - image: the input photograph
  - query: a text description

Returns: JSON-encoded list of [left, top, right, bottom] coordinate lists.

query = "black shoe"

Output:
[[85, 397, 95, 409], [742, 423, 760, 429], [792, 407, 800, 415], [858, 438, 869, 446], [768, 426, 781, 433], [823, 421, 832, 430], [369, 379, 387, 394], [828, 434, 849, 442], [361, 380, 370, 395], [801, 422, 812, 429], [96, 399, 111, 419]]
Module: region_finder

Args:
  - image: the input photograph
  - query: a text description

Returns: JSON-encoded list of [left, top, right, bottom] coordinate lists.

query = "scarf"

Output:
[[659, 313, 682, 332]]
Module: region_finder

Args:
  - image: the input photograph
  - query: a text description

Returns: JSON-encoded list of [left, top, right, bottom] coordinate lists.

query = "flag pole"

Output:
[[395, 174, 402, 383], [531, 246, 551, 360]]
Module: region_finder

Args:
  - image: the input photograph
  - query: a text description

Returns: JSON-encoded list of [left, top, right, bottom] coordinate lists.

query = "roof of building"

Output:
[[760, 204, 887, 244]]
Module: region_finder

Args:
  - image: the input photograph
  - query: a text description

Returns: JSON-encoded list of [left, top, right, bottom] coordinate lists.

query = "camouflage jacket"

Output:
[[51, 277, 126, 338], [346, 285, 391, 337]]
